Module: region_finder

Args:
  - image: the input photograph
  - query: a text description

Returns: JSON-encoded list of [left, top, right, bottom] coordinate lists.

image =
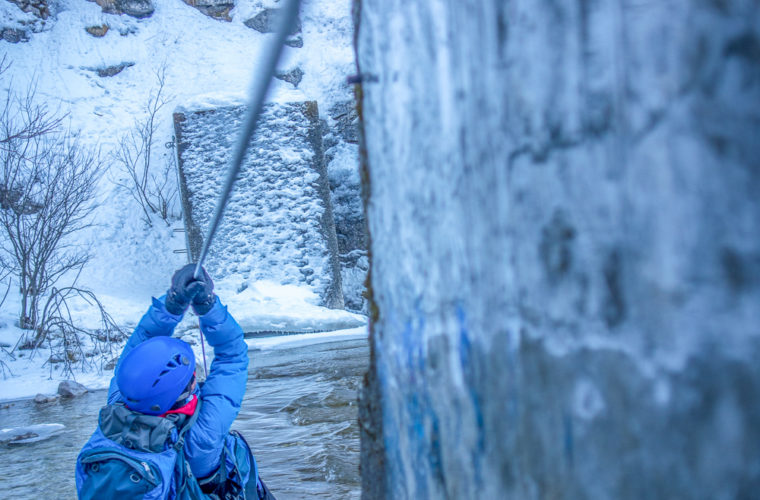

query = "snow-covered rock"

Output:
[[181, 0, 234, 21], [33, 393, 59, 404], [274, 66, 304, 88], [90, 0, 154, 18], [328, 100, 358, 145], [8, 0, 50, 20], [84, 23, 109, 37], [93, 61, 135, 77], [58, 380, 88, 398], [0, 0, 46, 43], [244, 7, 302, 47]]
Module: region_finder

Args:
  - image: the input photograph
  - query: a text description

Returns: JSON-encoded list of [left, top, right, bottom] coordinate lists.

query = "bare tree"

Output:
[[0, 264, 10, 309], [113, 65, 178, 226], [0, 130, 101, 333], [0, 66, 62, 150], [0, 67, 103, 333], [36, 286, 125, 379], [0, 344, 13, 379]]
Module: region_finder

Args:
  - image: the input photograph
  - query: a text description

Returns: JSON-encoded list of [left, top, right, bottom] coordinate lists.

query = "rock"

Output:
[[57, 380, 88, 398], [274, 67, 304, 88], [118, 26, 137, 36], [181, 0, 234, 21], [245, 8, 297, 33], [90, 0, 154, 19], [104, 356, 118, 370], [34, 393, 59, 404], [1, 28, 30, 44], [7, 0, 50, 19], [85, 24, 109, 37], [284, 36, 303, 48], [1, 186, 43, 213], [244, 8, 302, 47], [117, 0, 154, 18], [95, 62, 134, 77], [328, 100, 359, 145]]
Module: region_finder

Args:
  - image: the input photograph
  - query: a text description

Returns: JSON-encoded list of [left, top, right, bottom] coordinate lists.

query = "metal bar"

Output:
[[193, 0, 301, 280]]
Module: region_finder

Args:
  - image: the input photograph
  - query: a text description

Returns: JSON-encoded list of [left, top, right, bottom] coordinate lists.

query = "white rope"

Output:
[[190, 0, 302, 374], [194, 0, 302, 280]]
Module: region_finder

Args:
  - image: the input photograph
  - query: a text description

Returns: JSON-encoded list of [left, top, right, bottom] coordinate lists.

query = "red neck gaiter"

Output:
[[161, 394, 198, 418]]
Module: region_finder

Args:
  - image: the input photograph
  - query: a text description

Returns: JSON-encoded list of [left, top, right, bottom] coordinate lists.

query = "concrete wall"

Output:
[[356, 1, 760, 499]]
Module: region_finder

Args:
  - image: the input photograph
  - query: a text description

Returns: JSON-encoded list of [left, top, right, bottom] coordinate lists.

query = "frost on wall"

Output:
[[174, 101, 344, 310], [356, 1, 760, 499]]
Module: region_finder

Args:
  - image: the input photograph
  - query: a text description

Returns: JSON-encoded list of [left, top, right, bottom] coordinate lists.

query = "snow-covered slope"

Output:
[[0, 0, 364, 399]]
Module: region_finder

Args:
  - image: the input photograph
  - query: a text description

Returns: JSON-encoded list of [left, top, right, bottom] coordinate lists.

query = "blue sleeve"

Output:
[[185, 297, 249, 479], [106, 296, 183, 404]]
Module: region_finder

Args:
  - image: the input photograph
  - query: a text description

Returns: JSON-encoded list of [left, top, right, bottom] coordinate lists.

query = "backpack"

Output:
[[76, 398, 258, 500]]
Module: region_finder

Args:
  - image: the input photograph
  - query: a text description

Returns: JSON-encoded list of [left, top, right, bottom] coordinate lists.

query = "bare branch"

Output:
[[111, 63, 178, 226], [0, 78, 102, 332], [36, 286, 126, 378]]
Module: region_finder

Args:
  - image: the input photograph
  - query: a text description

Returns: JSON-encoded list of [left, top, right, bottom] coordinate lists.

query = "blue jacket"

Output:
[[106, 295, 249, 479]]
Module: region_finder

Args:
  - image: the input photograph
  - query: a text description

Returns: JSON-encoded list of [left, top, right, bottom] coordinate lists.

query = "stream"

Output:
[[0, 337, 367, 499]]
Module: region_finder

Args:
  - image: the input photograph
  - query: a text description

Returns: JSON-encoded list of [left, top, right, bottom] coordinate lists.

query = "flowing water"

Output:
[[0, 337, 367, 500]]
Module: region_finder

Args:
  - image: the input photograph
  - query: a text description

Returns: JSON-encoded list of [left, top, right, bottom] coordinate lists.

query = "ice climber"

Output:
[[75, 263, 274, 499]]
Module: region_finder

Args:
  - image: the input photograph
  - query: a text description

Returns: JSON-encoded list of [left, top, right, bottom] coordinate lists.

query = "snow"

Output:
[[0, 0, 363, 400], [246, 324, 367, 350], [0, 1, 38, 31], [0, 322, 367, 402], [216, 279, 364, 331]]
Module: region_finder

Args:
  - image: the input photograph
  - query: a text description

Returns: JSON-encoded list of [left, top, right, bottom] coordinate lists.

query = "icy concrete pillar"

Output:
[[174, 101, 344, 310], [356, 1, 760, 499]]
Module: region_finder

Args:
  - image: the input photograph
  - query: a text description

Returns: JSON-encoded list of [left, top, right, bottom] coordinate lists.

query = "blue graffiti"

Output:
[[456, 304, 485, 484], [563, 413, 574, 467]]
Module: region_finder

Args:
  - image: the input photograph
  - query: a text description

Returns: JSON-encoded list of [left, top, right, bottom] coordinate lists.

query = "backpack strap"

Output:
[[171, 397, 210, 499], [197, 430, 256, 499], [173, 396, 203, 453]]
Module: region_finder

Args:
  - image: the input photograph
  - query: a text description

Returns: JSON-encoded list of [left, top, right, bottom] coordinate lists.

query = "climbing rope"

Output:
[[193, 0, 302, 281], [190, 0, 302, 373]]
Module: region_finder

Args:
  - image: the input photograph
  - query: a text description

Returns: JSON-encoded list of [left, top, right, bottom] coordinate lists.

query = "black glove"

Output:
[[165, 264, 214, 316], [191, 267, 215, 316]]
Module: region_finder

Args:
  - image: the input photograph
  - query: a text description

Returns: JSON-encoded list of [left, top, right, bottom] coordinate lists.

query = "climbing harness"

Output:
[[189, 0, 302, 373]]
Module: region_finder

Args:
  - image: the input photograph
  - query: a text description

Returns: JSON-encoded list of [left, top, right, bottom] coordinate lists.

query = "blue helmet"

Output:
[[116, 336, 196, 415]]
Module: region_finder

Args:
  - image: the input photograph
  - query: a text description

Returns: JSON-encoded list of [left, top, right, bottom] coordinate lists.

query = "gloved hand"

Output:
[[164, 264, 214, 316], [191, 267, 215, 316]]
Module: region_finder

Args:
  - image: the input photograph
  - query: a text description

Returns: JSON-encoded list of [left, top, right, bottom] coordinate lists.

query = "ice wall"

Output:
[[174, 101, 344, 310], [355, 1, 760, 499]]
